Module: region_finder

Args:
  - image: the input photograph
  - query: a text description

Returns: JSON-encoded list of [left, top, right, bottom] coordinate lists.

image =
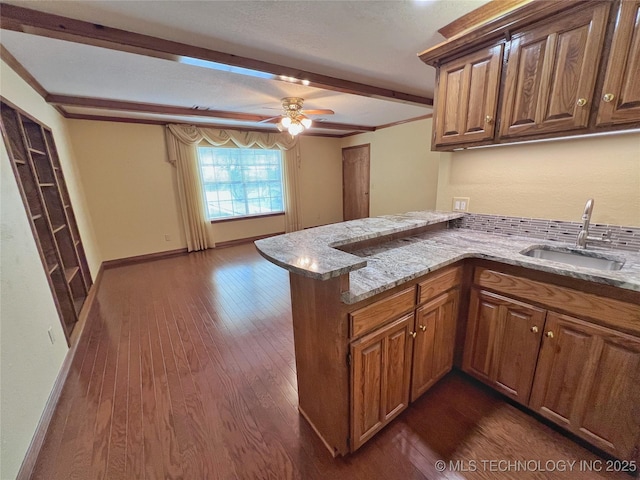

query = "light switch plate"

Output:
[[453, 197, 470, 212]]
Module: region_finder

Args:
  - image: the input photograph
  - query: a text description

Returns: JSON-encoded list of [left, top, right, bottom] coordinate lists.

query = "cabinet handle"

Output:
[[602, 93, 615, 103], [546, 331, 554, 339], [419, 325, 427, 332], [530, 326, 539, 333], [410, 331, 417, 338], [576, 98, 587, 107], [485, 115, 494, 124]]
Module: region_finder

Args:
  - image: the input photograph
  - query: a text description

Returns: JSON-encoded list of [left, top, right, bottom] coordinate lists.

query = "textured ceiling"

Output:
[[1, 0, 490, 135]]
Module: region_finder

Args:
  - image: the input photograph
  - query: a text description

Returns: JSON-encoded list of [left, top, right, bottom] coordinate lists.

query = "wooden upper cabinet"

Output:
[[463, 289, 545, 405], [597, 0, 640, 126], [499, 3, 610, 138], [434, 44, 503, 147], [350, 314, 413, 451], [530, 312, 640, 461]]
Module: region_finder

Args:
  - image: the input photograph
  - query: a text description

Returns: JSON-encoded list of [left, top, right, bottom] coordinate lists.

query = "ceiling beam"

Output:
[[62, 111, 345, 138], [1, 4, 433, 107], [46, 95, 375, 132]]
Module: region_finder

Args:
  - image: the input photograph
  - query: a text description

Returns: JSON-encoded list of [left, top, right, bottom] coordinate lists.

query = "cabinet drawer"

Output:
[[418, 265, 462, 304], [350, 287, 415, 338], [474, 268, 640, 334]]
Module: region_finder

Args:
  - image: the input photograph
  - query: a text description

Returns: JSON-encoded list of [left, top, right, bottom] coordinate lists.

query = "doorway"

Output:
[[342, 144, 370, 221]]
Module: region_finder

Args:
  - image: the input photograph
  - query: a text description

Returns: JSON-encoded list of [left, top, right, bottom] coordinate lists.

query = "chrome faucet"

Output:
[[576, 198, 612, 249]]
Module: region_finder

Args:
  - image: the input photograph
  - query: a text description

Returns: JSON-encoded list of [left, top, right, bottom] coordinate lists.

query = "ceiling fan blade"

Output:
[[258, 116, 282, 124], [301, 109, 335, 115]]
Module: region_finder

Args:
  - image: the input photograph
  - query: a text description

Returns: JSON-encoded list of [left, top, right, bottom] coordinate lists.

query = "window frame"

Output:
[[197, 145, 286, 223]]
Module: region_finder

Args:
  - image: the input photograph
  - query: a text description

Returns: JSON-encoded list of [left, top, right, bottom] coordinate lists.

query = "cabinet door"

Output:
[[500, 3, 610, 138], [597, 0, 640, 125], [463, 290, 545, 404], [433, 44, 503, 147], [411, 289, 459, 401], [351, 314, 413, 450], [530, 312, 640, 460]]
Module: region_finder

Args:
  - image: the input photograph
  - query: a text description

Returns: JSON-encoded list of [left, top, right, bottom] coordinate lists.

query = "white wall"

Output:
[[341, 118, 442, 216], [0, 59, 99, 480], [66, 120, 187, 260], [436, 132, 640, 226]]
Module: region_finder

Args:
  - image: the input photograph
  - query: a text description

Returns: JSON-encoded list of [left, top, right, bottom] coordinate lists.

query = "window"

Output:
[[197, 147, 285, 221]]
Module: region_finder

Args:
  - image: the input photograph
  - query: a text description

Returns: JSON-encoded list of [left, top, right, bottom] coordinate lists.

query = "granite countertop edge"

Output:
[[254, 211, 640, 305]]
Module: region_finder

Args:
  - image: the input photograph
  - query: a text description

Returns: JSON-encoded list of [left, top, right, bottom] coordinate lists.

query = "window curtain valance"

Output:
[[165, 124, 302, 252]]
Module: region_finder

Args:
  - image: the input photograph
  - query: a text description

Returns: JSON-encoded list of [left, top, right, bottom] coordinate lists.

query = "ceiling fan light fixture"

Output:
[[281, 116, 292, 128], [301, 117, 312, 129], [288, 121, 304, 136]]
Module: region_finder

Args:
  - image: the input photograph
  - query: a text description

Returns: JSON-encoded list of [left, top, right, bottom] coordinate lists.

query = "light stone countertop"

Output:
[[254, 211, 640, 305]]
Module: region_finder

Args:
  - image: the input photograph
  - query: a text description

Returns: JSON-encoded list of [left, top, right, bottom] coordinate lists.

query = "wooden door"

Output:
[[530, 312, 640, 460], [434, 43, 503, 147], [342, 144, 370, 221], [411, 289, 459, 401], [351, 313, 413, 450], [499, 3, 610, 138], [463, 290, 545, 405], [597, 0, 640, 125]]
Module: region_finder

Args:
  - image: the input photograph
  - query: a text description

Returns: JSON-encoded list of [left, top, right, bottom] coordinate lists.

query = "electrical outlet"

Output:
[[48, 326, 55, 344], [164, 234, 171, 242], [452, 197, 470, 212]]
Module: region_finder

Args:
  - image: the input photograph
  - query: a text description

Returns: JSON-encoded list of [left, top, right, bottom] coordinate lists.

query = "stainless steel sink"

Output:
[[520, 246, 624, 271]]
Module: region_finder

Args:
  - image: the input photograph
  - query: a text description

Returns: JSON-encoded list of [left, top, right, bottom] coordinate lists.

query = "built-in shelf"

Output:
[[73, 296, 86, 315], [65, 266, 80, 283], [1, 98, 93, 346]]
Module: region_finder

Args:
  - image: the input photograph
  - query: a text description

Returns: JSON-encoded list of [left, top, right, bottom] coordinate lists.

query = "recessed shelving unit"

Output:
[[1, 97, 92, 344]]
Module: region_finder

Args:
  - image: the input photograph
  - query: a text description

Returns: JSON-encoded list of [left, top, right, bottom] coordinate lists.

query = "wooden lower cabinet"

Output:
[[463, 289, 545, 404], [351, 314, 413, 450], [530, 312, 640, 460], [411, 289, 459, 401]]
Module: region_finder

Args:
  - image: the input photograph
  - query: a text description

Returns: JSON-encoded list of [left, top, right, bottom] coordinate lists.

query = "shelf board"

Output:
[[28, 147, 46, 155], [39, 183, 55, 187], [74, 239, 81, 247], [64, 204, 71, 209], [65, 266, 80, 283], [48, 263, 60, 274], [32, 213, 43, 221], [14, 158, 27, 165], [73, 296, 86, 315], [52, 224, 67, 234]]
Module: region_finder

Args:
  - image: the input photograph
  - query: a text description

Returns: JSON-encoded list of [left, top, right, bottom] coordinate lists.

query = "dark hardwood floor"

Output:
[[29, 243, 632, 480]]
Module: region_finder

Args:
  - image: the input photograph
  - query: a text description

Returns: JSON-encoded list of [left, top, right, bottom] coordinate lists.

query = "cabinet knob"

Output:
[[419, 325, 427, 332], [485, 115, 494, 124], [546, 331, 554, 339], [410, 331, 417, 338], [602, 93, 615, 103], [576, 98, 587, 107], [531, 326, 539, 333]]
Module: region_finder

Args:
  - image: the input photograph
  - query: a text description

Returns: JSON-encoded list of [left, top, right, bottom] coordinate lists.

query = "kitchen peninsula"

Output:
[[255, 211, 640, 460]]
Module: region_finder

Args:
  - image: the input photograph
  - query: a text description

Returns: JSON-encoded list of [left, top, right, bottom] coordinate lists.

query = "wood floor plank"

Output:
[[28, 244, 632, 480], [125, 301, 144, 479]]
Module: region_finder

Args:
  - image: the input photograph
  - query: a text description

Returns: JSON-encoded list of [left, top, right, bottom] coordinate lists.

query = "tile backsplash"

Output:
[[452, 213, 640, 252]]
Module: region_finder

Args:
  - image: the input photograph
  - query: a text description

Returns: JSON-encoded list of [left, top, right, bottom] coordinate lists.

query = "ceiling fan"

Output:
[[261, 97, 334, 135]]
